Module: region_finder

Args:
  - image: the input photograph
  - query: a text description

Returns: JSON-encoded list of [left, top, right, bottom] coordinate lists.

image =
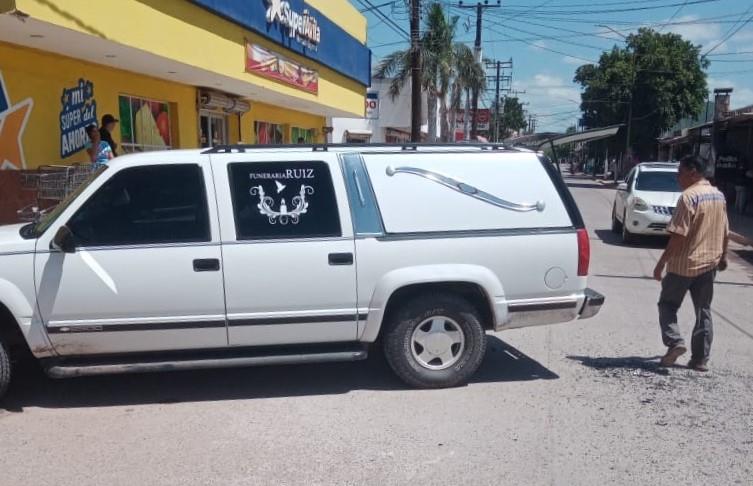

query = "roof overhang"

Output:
[[506, 124, 624, 150]]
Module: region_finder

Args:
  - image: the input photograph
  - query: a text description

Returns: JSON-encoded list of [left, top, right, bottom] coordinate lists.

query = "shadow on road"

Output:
[[567, 355, 670, 375], [593, 229, 668, 249], [1, 336, 557, 411]]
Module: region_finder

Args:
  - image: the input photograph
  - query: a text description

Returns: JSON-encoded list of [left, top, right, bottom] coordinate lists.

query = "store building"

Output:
[[0, 0, 370, 222]]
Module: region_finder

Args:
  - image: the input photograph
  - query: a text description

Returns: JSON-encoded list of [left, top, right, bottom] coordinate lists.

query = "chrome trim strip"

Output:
[[385, 166, 545, 212], [72, 241, 220, 252], [222, 236, 351, 245], [376, 226, 575, 241], [0, 250, 35, 257], [47, 320, 227, 334], [228, 313, 367, 326], [45, 349, 368, 378]]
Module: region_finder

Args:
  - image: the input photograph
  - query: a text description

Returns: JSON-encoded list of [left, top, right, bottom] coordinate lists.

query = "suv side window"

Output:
[[228, 161, 341, 240], [68, 164, 210, 246]]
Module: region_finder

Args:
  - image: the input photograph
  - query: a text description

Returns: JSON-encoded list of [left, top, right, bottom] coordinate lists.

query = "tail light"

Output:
[[577, 228, 590, 277]]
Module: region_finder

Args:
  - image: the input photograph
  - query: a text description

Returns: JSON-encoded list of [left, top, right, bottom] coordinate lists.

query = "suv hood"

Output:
[[634, 190, 682, 207], [0, 223, 36, 255]]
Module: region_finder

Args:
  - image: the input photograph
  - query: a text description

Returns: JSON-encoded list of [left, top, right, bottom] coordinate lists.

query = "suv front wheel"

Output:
[[383, 293, 487, 388], [0, 339, 11, 400]]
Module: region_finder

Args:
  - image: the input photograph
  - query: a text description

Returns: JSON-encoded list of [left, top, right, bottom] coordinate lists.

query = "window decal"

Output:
[[386, 165, 545, 213], [251, 183, 314, 225]]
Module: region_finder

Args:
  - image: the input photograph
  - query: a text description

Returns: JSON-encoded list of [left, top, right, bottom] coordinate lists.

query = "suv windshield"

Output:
[[635, 171, 680, 192], [25, 165, 108, 238]]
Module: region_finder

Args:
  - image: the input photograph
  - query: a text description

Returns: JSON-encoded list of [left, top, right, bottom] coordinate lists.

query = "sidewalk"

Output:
[[728, 210, 753, 246]]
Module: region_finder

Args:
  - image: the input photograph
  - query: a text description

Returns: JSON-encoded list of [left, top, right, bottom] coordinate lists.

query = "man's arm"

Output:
[[654, 233, 686, 280]]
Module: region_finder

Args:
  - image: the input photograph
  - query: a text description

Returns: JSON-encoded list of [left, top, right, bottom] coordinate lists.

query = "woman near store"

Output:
[[85, 124, 114, 167]]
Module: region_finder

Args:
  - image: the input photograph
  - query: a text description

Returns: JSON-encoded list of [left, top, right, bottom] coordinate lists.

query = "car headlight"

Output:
[[633, 198, 649, 211]]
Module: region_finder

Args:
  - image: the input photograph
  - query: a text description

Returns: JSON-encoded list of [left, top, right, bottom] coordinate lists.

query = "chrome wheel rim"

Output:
[[410, 316, 465, 370]]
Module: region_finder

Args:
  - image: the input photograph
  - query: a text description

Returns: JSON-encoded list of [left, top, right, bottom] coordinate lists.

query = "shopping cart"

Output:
[[17, 164, 97, 222]]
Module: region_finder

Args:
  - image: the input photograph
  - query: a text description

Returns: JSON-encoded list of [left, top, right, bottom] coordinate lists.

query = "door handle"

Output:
[[328, 252, 354, 266], [193, 258, 220, 272]]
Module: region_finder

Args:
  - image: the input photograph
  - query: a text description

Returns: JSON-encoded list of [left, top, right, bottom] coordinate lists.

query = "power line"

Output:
[[704, 6, 753, 56], [477, 0, 721, 17], [484, 25, 598, 63], [355, 0, 410, 40]]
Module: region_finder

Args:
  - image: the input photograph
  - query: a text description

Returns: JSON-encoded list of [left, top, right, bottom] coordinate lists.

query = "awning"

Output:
[[505, 124, 624, 150]]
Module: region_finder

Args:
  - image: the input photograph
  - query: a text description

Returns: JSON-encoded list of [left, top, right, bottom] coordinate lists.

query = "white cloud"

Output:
[[708, 78, 753, 109], [562, 56, 585, 66], [529, 40, 547, 52], [511, 74, 583, 131], [667, 15, 722, 46]]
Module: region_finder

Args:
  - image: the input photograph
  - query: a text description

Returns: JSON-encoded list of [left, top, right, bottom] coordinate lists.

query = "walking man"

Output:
[[653, 155, 729, 371]]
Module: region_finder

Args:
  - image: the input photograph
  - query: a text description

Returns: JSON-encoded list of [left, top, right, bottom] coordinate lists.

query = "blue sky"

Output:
[[353, 0, 753, 131]]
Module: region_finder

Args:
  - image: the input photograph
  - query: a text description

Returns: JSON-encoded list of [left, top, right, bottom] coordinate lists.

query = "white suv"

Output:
[[612, 162, 681, 243], [0, 144, 603, 398]]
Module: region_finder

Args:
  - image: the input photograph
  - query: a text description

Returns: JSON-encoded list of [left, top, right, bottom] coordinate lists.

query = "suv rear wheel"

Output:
[[383, 293, 486, 388], [0, 339, 11, 400]]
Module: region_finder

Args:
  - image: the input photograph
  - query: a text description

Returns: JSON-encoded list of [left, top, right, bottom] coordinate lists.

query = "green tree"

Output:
[[374, 3, 484, 142], [497, 96, 527, 139], [574, 28, 708, 159]]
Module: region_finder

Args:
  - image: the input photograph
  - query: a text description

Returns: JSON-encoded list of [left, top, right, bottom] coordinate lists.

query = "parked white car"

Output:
[[0, 144, 603, 398], [612, 162, 681, 243]]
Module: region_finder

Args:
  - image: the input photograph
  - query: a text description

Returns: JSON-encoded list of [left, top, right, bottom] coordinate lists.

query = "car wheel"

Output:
[[0, 339, 11, 401], [383, 293, 486, 389], [622, 210, 635, 244], [611, 205, 622, 233]]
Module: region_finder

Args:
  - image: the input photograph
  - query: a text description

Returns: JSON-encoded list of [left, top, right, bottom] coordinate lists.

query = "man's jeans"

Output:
[[658, 270, 715, 361]]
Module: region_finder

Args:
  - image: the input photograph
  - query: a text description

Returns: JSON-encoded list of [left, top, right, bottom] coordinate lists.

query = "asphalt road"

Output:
[[1, 177, 752, 486]]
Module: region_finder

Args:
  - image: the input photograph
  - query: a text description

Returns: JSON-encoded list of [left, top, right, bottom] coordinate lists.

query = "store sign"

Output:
[[454, 109, 491, 131], [190, 0, 370, 86], [246, 43, 319, 94], [365, 92, 379, 119], [0, 71, 33, 170], [60, 79, 97, 158], [265, 0, 321, 49]]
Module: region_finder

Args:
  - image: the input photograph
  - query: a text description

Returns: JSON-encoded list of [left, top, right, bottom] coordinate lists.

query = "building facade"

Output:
[[0, 0, 370, 222]]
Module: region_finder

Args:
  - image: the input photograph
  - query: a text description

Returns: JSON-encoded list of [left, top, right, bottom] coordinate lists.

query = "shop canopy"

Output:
[[505, 124, 624, 150]]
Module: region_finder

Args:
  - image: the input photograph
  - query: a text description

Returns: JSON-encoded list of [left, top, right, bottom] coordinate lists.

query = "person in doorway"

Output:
[[653, 155, 729, 372], [99, 114, 119, 155], [86, 124, 114, 167]]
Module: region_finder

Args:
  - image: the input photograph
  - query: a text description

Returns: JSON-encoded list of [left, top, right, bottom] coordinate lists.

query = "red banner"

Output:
[[245, 42, 319, 94]]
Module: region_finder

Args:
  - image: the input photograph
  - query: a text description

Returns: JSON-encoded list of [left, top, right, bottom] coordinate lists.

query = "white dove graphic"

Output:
[[275, 180, 286, 193]]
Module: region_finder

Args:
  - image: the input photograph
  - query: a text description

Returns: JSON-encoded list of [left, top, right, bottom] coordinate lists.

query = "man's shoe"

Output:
[[659, 345, 687, 367], [687, 359, 709, 372]]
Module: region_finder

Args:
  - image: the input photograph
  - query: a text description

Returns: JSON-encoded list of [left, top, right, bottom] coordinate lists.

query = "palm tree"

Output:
[[374, 3, 473, 142], [448, 44, 485, 141]]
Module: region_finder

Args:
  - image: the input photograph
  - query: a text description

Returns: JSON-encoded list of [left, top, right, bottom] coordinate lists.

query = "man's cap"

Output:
[[101, 114, 119, 125]]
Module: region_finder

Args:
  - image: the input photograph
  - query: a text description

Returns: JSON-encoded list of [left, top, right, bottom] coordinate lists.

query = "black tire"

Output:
[[622, 210, 635, 244], [383, 293, 486, 388], [0, 339, 10, 401], [611, 205, 622, 233]]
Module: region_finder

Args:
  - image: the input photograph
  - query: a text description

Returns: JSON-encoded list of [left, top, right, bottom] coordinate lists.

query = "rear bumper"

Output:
[[579, 288, 605, 320], [495, 287, 605, 330]]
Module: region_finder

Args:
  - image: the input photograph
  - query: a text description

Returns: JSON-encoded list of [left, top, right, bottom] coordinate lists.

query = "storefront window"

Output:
[[292, 127, 316, 144], [200, 111, 228, 148], [254, 121, 284, 145], [119, 95, 172, 153]]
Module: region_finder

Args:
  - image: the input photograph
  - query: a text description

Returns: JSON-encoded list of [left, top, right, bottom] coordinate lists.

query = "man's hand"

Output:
[[653, 261, 665, 281], [718, 257, 728, 272]]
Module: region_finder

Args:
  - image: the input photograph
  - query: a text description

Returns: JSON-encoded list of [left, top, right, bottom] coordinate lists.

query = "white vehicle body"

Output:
[[613, 162, 682, 241], [0, 144, 603, 391]]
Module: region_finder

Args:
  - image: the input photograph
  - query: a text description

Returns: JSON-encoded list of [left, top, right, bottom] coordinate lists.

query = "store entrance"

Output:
[[200, 111, 228, 148]]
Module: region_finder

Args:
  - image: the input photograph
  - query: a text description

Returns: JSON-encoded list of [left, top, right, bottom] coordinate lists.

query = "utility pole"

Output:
[[458, 1, 500, 140], [410, 0, 421, 142], [484, 58, 512, 142]]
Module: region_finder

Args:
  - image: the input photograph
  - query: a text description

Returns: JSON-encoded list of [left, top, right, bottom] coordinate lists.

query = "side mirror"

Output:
[[50, 226, 76, 254], [617, 182, 628, 192]]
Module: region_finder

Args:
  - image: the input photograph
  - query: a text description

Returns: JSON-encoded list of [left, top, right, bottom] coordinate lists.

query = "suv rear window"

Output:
[[635, 171, 680, 192], [228, 161, 341, 240]]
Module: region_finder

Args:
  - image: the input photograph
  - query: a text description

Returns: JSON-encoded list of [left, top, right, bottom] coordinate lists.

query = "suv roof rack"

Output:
[[201, 142, 510, 154]]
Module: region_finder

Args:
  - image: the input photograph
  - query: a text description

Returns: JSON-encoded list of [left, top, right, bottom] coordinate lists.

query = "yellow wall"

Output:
[[0, 42, 198, 169], [241, 102, 325, 144], [10, 0, 368, 118]]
